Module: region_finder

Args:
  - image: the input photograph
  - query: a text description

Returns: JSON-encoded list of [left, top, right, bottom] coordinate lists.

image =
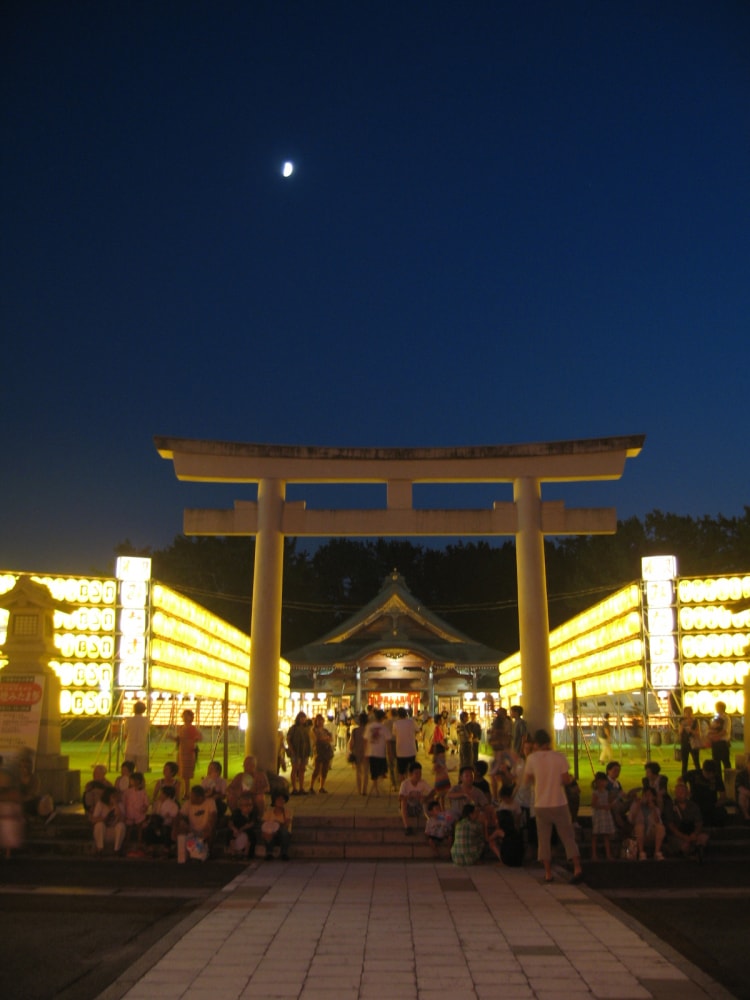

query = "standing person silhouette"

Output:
[[175, 708, 202, 786], [123, 700, 150, 774], [522, 729, 584, 884]]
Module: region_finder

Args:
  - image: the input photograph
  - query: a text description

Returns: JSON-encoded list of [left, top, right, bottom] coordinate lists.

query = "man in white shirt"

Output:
[[123, 701, 150, 774], [523, 729, 583, 884], [393, 707, 420, 780], [399, 762, 433, 835]]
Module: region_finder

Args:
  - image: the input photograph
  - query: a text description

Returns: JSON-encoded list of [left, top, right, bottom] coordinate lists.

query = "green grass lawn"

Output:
[[63, 732, 250, 799], [562, 740, 684, 807]]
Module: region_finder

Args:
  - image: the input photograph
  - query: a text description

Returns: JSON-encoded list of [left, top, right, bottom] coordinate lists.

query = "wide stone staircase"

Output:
[[19, 802, 750, 864], [19, 805, 438, 861]]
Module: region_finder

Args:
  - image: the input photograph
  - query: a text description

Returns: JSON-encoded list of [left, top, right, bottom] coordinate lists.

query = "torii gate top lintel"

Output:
[[155, 434, 645, 485]]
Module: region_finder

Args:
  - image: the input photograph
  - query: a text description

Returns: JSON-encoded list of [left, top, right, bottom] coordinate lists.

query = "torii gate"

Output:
[[155, 435, 644, 772]]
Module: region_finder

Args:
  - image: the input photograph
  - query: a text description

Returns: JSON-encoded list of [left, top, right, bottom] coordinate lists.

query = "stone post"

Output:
[[247, 478, 285, 772], [514, 476, 554, 739]]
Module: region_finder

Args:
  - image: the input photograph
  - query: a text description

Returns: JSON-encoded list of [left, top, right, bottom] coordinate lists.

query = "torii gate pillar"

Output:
[[247, 479, 285, 760], [514, 477, 553, 734]]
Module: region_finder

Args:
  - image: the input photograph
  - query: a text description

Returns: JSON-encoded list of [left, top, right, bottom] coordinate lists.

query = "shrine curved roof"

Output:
[[283, 570, 503, 669]]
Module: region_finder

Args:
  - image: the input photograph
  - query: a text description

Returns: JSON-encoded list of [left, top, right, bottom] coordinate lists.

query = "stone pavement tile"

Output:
[[359, 982, 418, 1000], [528, 981, 594, 996], [145, 956, 207, 971], [470, 968, 527, 985], [577, 963, 634, 979], [418, 990, 479, 1000], [308, 956, 362, 970], [239, 986, 302, 999], [122, 987, 187, 1000], [246, 969, 308, 985], [586, 980, 652, 999], [361, 971, 416, 986], [475, 988, 534, 1000], [303, 976, 362, 990], [523, 969, 586, 985], [504, 935, 559, 948], [414, 951, 468, 963], [360, 990, 417, 1000], [556, 938, 615, 951], [516, 956, 576, 970], [299, 989, 360, 1000], [362, 961, 415, 974], [417, 974, 474, 990], [639, 981, 715, 999], [191, 970, 251, 988], [132, 968, 195, 982], [635, 964, 689, 981], [209, 953, 261, 971], [183, 988, 244, 1000]]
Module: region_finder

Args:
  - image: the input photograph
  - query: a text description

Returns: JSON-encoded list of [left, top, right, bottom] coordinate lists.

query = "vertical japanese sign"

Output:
[[115, 557, 152, 690], [0, 673, 46, 759], [642, 555, 679, 690]]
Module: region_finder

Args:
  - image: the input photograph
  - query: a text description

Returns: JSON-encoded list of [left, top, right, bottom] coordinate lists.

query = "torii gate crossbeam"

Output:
[[155, 435, 644, 772]]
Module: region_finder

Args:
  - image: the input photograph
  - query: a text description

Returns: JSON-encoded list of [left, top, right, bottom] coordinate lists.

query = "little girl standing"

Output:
[[122, 771, 149, 848], [591, 771, 615, 860]]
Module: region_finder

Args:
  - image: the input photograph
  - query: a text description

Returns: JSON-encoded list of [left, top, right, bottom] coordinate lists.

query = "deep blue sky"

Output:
[[2, 2, 749, 576]]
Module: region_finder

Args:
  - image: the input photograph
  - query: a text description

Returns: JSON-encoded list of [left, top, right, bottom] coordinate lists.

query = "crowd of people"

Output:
[[79, 751, 293, 862], [343, 700, 747, 875], [1, 698, 746, 872]]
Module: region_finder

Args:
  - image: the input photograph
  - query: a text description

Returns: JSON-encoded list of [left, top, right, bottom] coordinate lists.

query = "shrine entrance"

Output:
[[156, 435, 644, 772], [284, 569, 502, 726]]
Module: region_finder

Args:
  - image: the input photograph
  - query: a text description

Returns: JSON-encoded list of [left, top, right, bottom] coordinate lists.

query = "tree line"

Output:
[[117, 507, 750, 659]]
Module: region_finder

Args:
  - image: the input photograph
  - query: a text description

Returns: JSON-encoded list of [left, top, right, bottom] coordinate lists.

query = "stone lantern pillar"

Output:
[[0, 576, 81, 802]]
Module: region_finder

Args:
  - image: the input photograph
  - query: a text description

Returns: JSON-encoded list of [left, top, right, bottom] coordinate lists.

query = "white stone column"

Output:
[[514, 476, 554, 738], [248, 478, 285, 772]]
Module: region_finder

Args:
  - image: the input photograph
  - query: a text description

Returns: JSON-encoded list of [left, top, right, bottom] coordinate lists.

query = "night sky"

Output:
[[2, 2, 749, 577]]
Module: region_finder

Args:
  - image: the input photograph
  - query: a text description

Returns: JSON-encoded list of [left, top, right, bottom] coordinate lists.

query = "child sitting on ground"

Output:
[[424, 799, 452, 856], [179, 785, 217, 862], [122, 771, 149, 849], [260, 791, 292, 860], [432, 760, 451, 809], [143, 785, 179, 856], [83, 764, 114, 815], [153, 762, 183, 805], [115, 760, 135, 794], [201, 760, 228, 819], [495, 786, 524, 867], [90, 787, 126, 857], [228, 791, 259, 859]]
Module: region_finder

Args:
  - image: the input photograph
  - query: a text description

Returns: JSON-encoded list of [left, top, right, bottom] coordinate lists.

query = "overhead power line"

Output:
[[161, 580, 624, 615]]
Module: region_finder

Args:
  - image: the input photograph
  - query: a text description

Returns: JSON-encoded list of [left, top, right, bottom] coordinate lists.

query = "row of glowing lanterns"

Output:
[[151, 611, 251, 669], [678, 576, 750, 603], [682, 661, 749, 687], [0, 574, 118, 606], [681, 633, 750, 659], [151, 584, 251, 651]]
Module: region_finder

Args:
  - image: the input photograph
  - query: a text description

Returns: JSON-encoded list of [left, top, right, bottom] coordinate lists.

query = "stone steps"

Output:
[[20, 807, 439, 861], [21, 804, 750, 862], [289, 814, 435, 860]]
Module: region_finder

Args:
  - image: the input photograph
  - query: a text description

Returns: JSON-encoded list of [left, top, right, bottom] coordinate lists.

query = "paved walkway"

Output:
[[96, 748, 735, 1000], [98, 860, 733, 1000]]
